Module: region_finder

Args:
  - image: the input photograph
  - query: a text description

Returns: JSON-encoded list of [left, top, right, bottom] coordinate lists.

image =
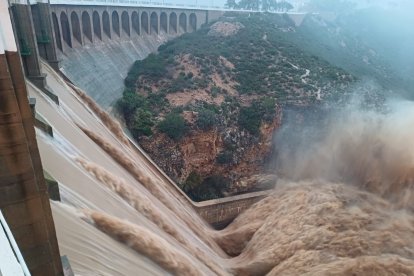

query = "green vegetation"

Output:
[[158, 113, 187, 141], [196, 109, 217, 130], [184, 174, 230, 202], [125, 54, 166, 88], [216, 151, 234, 164], [116, 89, 156, 139], [117, 13, 366, 201], [226, 0, 293, 12], [182, 171, 202, 193], [130, 108, 154, 137], [239, 98, 277, 134]]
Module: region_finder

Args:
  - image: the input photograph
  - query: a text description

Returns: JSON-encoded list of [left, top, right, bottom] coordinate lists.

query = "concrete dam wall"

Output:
[[58, 33, 174, 108], [52, 6, 223, 109]]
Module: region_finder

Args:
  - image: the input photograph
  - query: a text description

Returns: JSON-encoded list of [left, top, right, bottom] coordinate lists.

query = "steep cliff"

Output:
[[118, 14, 358, 200]]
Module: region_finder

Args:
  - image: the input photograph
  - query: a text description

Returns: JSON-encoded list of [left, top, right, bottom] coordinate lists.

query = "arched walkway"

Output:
[[131, 11, 139, 35], [82, 11, 92, 42], [71, 11, 82, 44], [103, 11, 110, 38], [189, 13, 197, 32], [160, 12, 167, 33], [112, 11, 120, 37], [141, 11, 149, 34], [169, 12, 177, 34], [121, 11, 130, 36], [93, 11, 102, 41], [60, 12, 72, 47], [179, 13, 187, 33], [52, 12, 62, 50], [150, 12, 158, 35]]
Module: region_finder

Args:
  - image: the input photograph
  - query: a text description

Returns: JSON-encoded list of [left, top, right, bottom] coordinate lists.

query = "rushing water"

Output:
[[32, 62, 414, 275]]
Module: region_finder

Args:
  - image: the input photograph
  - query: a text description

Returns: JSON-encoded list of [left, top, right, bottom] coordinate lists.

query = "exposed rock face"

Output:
[[140, 109, 281, 187], [118, 14, 358, 199]]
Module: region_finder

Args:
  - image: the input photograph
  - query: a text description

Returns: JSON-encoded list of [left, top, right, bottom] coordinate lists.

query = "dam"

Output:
[[2, 0, 414, 275]]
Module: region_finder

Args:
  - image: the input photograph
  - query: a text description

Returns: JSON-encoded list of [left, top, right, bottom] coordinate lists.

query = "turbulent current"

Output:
[[31, 63, 414, 276], [80, 99, 414, 275]]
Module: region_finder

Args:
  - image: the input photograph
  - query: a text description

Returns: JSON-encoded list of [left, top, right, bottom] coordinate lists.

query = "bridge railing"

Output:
[[49, 0, 225, 10], [47, 0, 306, 14]]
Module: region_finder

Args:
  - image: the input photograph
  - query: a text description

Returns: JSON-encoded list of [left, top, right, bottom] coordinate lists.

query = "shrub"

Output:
[[125, 54, 166, 88], [238, 105, 262, 135], [216, 151, 233, 164], [116, 89, 148, 122], [187, 175, 230, 202], [196, 109, 216, 130], [182, 171, 202, 192], [130, 108, 154, 137], [158, 112, 187, 140], [147, 92, 168, 110]]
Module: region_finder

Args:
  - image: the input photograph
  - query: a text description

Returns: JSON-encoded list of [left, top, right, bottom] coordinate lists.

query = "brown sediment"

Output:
[[267, 252, 414, 275], [76, 103, 414, 275], [229, 182, 414, 275], [67, 82, 131, 147], [77, 125, 170, 202], [83, 210, 204, 276], [34, 65, 414, 276], [76, 125, 224, 254], [75, 157, 230, 275]]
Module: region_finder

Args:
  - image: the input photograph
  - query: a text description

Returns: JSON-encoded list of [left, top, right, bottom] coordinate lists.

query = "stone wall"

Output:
[[196, 191, 269, 229]]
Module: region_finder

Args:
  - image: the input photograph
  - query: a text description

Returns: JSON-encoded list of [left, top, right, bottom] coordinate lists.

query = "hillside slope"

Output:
[[118, 14, 358, 200]]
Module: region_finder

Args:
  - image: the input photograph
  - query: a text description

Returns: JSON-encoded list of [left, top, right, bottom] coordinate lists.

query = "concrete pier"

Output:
[[0, 2, 63, 275]]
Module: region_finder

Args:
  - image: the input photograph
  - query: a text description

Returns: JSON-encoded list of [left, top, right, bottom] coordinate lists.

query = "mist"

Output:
[[271, 93, 414, 209], [296, 0, 411, 97]]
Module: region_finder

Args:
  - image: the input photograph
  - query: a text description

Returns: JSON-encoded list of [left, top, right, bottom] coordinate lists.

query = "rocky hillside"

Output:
[[117, 14, 359, 201]]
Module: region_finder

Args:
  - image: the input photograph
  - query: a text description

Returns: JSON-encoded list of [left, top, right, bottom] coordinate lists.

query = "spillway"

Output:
[[28, 61, 414, 275]]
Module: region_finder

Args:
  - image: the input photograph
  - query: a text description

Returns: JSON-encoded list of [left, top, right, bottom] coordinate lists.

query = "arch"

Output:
[[169, 12, 177, 34], [131, 11, 139, 35], [121, 11, 130, 36], [52, 12, 62, 51], [189, 13, 197, 32], [141, 11, 148, 34], [93, 11, 101, 41], [102, 11, 110, 38], [112, 11, 120, 37], [82, 11, 92, 42], [160, 12, 167, 33], [60, 12, 72, 47], [150, 12, 158, 35], [179, 13, 187, 33], [71, 11, 82, 44]]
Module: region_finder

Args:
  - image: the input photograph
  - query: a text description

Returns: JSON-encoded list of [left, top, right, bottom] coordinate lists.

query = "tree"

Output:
[[225, 0, 294, 12], [225, 0, 237, 8], [182, 171, 202, 192], [158, 112, 187, 141], [196, 109, 217, 130], [125, 54, 166, 88], [278, 1, 294, 12], [116, 89, 148, 122], [187, 175, 230, 201], [238, 104, 262, 135], [216, 151, 233, 164], [130, 108, 154, 137]]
